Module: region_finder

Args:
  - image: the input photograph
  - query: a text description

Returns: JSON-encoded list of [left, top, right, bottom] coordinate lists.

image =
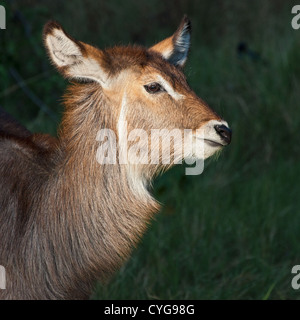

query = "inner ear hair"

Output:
[[44, 21, 85, 67], [169, 16, 191, 67]]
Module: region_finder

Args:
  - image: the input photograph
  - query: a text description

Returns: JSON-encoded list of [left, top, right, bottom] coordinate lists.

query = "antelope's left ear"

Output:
[[43, 21, 109, 85], [150, 15, 191, 67]]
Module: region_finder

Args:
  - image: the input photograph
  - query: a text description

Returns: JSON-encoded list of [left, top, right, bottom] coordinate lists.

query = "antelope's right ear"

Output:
[[43, 21, 108, 85], [150, 15, 191, 67]]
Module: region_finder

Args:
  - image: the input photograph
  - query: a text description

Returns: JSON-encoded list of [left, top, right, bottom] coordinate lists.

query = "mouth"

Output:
[[203, 139, 225, 147]]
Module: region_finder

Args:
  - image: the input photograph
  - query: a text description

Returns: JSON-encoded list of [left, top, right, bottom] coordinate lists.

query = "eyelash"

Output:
[[144, 82, 165, 94]]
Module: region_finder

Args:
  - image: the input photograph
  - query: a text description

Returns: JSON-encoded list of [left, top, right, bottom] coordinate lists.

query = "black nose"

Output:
[[214, 124, 232, 145]]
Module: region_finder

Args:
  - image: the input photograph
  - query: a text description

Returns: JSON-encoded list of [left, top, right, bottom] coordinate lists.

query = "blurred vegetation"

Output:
[[1, 0, 300, 299]]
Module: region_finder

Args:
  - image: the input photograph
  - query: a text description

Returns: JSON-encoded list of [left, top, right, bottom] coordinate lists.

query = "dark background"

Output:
[[1, 0, 300, 299]]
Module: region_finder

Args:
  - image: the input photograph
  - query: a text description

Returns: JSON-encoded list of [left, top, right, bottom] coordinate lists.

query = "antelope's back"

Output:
[[0, 109, 60, 299], [0, 108, 31, 138], [0, 109, 57, 246]]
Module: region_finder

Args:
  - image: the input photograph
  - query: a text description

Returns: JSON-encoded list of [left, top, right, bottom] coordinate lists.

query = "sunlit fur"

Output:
[[0, 17, 230, 299]]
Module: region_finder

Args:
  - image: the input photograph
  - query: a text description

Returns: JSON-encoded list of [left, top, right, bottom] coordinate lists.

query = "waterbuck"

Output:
[[0, 16, 231, 299]]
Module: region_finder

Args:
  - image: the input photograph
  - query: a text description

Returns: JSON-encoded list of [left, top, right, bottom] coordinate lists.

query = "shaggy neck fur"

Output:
[[42, 83, 160, 298]]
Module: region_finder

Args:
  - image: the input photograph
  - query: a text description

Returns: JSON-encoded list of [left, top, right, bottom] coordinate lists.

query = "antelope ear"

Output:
[[43, 21, 108, 85], [150, 15, 191, 67]]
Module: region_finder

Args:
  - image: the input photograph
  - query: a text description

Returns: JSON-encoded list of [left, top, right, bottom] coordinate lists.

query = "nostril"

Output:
[[214, 124, 232, 144]]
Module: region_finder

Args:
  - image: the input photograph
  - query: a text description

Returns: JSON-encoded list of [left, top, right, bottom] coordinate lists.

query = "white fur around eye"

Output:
[[156, 75, 183, 100]]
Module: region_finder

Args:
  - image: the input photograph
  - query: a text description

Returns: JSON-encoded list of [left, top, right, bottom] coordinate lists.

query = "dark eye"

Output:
[[144, 83, 164, 94]]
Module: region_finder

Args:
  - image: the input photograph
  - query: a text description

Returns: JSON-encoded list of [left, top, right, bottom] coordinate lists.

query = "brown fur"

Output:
[[0, 84, 159, 299], [0, 18, 225, 299]]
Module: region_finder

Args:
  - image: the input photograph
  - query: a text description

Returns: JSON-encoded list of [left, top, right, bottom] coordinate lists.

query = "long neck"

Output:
[[46, 83, 159, 298]]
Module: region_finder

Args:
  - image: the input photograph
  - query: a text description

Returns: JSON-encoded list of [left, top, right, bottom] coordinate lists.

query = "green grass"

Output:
[[2, 0, 300, 300]]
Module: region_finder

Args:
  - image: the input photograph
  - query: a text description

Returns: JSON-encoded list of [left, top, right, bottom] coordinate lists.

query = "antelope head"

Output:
[[43, 16, 231, 179]]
